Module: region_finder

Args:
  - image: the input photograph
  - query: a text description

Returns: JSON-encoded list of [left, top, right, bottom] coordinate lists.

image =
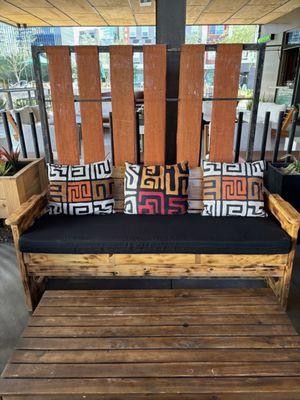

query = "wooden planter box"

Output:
[[265, 163, 300, 211], [0, 158, 48, 219]]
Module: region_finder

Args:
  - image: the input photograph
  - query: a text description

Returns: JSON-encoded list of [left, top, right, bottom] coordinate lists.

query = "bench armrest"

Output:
[[266, 192, 300, 240], [5, 190, 48, 234]]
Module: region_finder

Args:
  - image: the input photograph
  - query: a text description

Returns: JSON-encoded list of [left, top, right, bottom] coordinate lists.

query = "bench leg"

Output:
[[11, 226, 45, 312], [266, 251, 296, 311], [279, 254, 295, 311]]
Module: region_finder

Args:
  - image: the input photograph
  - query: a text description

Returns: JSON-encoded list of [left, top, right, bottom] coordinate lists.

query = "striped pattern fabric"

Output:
[[202, 160, 267, 217], [47, 159, 114, 215]]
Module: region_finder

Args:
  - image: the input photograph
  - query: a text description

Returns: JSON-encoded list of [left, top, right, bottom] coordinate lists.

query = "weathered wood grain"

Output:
[[46, 46, 79, 164], [75, 46, 105, 163], [177, 44, 205, 167], [143, 44, 166, 164]]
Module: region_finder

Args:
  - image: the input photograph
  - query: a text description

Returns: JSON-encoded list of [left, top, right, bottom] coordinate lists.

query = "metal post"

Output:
[[260, 111, 270, 161], [286, 110, 299, 162], [109, 111, 114, 165], [15, 112, 27, 158], [31, 46, 53, 163], [246, 44, 266, 162], [272, 110, 284, 163], [1, 111, 13, 152], [234, 112, 243, 163], [29, 112, 40, 158], [136, 111, 140, 164], [156, 0, 186, 164]]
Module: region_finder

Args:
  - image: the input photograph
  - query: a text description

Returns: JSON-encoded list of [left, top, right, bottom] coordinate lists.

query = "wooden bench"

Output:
[[5, 44, 300, 312], [2, 288, 300, 399]]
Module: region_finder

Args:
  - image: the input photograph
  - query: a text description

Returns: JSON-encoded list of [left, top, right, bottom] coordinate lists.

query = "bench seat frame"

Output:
[[6, 189, 300, 312]]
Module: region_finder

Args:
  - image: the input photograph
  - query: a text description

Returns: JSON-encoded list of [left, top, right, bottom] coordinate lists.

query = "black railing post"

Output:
[[1, 111, 13, 152], [109, 111, 114, 165], [29, 112, 40, 158], [246, 44, 266, 161], [260, 111, 270, 161], [32, 46, 53, 163], [286, 110, 299, 162], [272, 110, 284, 163], [15, 112, 28, 158], [136, 111, 141, 164], [234, 112, 243, 163]]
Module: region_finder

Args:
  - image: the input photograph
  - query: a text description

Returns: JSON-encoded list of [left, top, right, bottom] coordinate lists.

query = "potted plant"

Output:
[[265, 155, 300, 212], [0, 147, 47, 218]]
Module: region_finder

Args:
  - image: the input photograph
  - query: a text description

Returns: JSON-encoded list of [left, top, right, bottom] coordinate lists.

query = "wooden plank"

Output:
[[3, 394, 300, 400], [29, 314, 292, 327], [26, 253, 288, 269], [33, 304, 284, 316], [143, 44, 166, 164], [22, 324, 296, 338], [3, 393, 300, 400], [11, 348, 300, 364], [75, 46, 105, 163], [38, 296, 278, 307], [17, 335, 300, 350], [42, 288, 275, 298], [110, 45, 136, 165], [2, 377, 300, 395], [209, 44, 243, 162], [3, 394, 299, 400], [177, 45, 205, 167], [27, 264, 286, 278], [45, 46, 79, 164], [5, 361, 300, 378]]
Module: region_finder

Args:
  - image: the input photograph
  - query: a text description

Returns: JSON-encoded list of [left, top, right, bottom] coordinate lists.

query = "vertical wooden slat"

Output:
[[209, 44, 243, 163], [110, 46, 136, 166], [143, 45, 166, 165], [46, 46, 79, 165], [75, 46, 105, 163], [177, 44, 205, 167]]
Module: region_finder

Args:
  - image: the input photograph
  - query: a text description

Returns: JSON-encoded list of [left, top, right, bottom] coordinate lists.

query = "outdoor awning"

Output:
[[0, 0, 299, 27]]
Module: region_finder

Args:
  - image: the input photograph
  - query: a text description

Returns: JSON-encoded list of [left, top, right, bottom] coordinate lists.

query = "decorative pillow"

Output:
[[47, 159, 114, 215], [202, 160, 267, 217], [124, 162, 189, 215]]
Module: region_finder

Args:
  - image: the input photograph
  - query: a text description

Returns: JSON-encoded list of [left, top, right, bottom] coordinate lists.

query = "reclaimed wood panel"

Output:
[[75, 46, 105, 163], [143, 45, 166, 164], [2, 289, 300, 398], [177, 45, 205, 167], [209, 44, 243, 162], [110, 46, 136, 165], [46, 46, 79, 164]]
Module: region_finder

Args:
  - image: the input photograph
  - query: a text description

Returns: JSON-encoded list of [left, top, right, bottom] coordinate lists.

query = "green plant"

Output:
[[280, 155, 300, 175], [0, 147, 20, 171], [0, 160, 11, 176]]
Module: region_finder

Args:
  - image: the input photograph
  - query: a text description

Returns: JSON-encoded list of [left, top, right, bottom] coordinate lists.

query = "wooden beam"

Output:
[[75, 46, 105, 163], [209, 44, 243, 162], [177, 44, 205, 167], [46, 46, 79, 165], [110, 46, 136, 165], [143, 45, 167, 164]]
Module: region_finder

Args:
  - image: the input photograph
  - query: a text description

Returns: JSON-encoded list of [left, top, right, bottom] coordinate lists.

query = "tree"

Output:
[[222, 26, 257, 44]]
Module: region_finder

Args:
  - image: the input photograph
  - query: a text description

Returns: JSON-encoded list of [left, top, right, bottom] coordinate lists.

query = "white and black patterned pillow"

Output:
[[47, 159, 114, 215], [202, 160, 267, 217], [124, 162, 189, 215]]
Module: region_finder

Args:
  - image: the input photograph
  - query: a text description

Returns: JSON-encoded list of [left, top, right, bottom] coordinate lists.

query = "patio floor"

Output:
[[1, 243, 300, 375]]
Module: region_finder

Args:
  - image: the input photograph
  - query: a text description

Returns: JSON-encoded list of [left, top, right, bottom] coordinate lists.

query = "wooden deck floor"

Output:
[[2, 288, 300, 399]]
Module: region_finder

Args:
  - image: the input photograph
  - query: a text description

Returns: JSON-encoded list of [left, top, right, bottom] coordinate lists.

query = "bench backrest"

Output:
[[45, 44, 243, 167]]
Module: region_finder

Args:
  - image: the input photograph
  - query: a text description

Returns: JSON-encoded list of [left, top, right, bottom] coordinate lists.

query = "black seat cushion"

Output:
[[19, 213, 291, 255]]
